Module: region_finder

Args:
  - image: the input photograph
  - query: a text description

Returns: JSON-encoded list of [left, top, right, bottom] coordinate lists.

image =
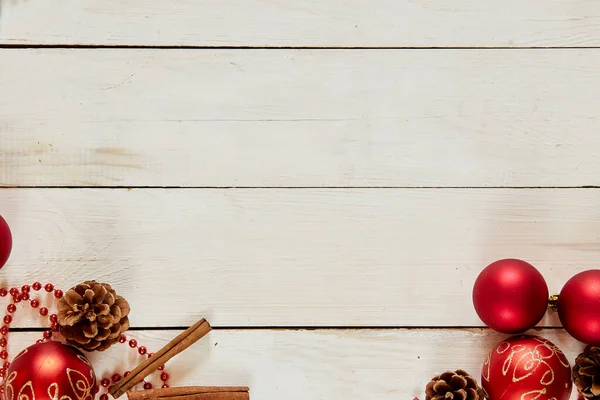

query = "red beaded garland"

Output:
[[0, 283, 172, 395]]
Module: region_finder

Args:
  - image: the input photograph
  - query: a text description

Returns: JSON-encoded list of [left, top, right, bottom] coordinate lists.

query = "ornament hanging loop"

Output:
[[548, 295, 559, 312]]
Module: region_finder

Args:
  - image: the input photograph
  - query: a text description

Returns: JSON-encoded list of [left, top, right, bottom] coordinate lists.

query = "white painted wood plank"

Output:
[[1, 0, 600, 47], [1, 329, 583, 399], [0, 188, 596, 327], [2, 49, 600, 187]]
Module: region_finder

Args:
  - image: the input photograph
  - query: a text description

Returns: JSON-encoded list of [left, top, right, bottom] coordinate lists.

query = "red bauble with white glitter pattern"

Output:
[[3, 341, 97, 400], [481, 335, 571, 400]]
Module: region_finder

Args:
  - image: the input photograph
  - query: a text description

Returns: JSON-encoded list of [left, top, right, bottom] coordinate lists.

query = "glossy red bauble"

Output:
[[556, 270, 600, 344], [3, 341, 97, 400], [0, 216, 11, 269], [482, 335, 571, 400], [473, 259, 549, 333]]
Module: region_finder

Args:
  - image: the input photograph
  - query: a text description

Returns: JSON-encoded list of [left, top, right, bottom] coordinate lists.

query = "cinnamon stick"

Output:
[[127, 387, 249, 400], [109, 319, 212, 399]]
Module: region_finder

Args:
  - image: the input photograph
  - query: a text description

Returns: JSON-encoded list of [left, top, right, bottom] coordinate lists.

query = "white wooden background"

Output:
[[1, 1, 599, 399]]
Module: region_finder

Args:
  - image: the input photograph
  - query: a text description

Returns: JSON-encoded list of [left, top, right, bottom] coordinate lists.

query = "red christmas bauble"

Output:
[[473, 259, 549, 333], [557, 270, 600, 344], [3, 341, 97, 400], [482, 335, 572, 400], [0, 216, 11, 269]]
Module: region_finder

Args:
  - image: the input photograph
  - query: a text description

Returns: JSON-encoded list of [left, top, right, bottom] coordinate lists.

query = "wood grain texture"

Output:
[[1, 0, 600, 47], [2, 49, 600, 188], [1, 329, 583, 399], [0, 188, 597, 327]]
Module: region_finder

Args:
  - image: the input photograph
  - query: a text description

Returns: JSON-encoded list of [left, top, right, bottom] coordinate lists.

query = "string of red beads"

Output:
[[0, 282, 171, 397]]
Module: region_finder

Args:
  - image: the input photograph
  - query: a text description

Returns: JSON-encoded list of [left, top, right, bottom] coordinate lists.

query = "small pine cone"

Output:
[[425, 370, 485, 400], [57, 281, 130, 351], [574, 345, 600, 399]]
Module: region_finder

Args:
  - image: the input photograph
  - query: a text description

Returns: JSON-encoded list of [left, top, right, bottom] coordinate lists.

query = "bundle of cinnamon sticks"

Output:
[[109, 319, 249, 400]]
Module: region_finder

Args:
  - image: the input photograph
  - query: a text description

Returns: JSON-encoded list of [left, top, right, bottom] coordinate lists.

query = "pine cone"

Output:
[[574, 345, 600, 399], [57, 281, 130, 351], [425, 370, 485, 400]]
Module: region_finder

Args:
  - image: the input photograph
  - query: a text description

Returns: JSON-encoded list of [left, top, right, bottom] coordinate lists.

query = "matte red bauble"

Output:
[[482, 335, 571, 400], [3, 341, 97, 400], [0, 216, 11, 269], [473, 259, 549, 333], [556, 270, 600, 345]]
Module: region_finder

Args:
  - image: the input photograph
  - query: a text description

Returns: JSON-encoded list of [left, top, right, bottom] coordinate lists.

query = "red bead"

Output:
[[3, 316, 11, 325], [43, 330, 52, 339], [124, 371, 131, 377], [6, 304, 15, 314], [138, 346, 147, 355], [54, 289, 63, 299], [36, 339, 43, 344], [51, 322, 59, 331], [99, 395, 108, 400], [21, 285, 30, 293], [9, 288, 18, 297], [30, 299, 39, 308], [143, 382, 152, 390], [49, 314, 58, 323], [473, 259, 548, 333], [129, 339, 137, 348], [101, 378, 110, 387], [3, 361, 9, 369], [44, 283, 54, 293], [12, 293, 21, 303], [0, 351, 8, 359], [119, 335, 126, 343], [161, 384, 169, 389], [158, 364, 165, 371], [0, 289, 6, 297], [0, 339, 7, 347], [0, 369, 5, 378], [111, 373, 121, 383], [39, 307, 48, 316], [32, 282, 42, 291], [482, 335, 571, 400], [147, 352, 155, 358], [21, 292, 30, 301], [557, 270, 600, 344], [160, 372, 169, 381], [0, 326, 8, 336]]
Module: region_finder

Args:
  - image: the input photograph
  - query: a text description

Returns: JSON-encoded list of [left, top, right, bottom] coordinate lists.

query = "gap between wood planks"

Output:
[[1, 45, 600, 50], [7, 326, 566, 332], [2, 186, 600, 189]]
